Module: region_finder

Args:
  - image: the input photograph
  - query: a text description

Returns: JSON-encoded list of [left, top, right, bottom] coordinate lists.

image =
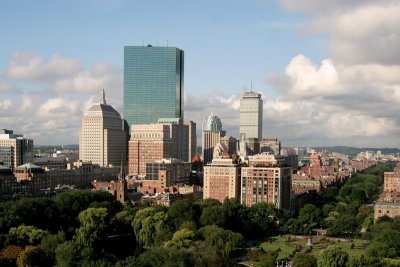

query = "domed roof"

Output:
[[85, 90, 121, 119], [202, 113, 222, 131]]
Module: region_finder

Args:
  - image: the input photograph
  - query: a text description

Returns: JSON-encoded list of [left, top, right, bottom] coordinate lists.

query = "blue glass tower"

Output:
[[124, 45, 184, 127]]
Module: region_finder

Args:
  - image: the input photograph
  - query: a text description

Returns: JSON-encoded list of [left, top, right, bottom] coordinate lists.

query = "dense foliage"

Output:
[[0, 162, 398, 266], [0, 190, 282, 266]]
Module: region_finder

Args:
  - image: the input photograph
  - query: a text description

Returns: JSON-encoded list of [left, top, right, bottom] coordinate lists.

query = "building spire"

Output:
[[100, 89, 106, 104]]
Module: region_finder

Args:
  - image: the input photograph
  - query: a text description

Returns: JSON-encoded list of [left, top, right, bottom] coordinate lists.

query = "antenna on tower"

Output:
[[250, 80, 253, 91], [100, 89, 106, 104]]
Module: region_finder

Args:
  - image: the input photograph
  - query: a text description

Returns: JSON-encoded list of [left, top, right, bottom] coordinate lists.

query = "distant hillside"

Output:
[[313, 146, 400, 157]]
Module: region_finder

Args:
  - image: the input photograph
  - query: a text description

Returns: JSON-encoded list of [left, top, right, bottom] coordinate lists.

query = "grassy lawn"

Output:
[[260, 235, 368, 260]]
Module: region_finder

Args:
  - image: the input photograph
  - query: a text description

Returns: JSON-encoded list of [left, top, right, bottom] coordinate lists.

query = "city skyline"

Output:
[[0, 0, 399, 147]]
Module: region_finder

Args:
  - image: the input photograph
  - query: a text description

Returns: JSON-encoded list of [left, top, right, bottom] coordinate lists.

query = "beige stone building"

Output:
[[383, 171, 400, 192], [128, 124, 172, 177], [203, 157, 241, 203], [79, 90, 127, 167], [374, 200, 400, 220]]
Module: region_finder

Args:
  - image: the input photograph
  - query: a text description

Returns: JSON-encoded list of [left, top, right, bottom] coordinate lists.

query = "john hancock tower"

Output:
[[124, 45, 184, 127]]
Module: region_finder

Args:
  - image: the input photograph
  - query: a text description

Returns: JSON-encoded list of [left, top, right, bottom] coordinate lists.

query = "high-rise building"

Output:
[[0, 129, 33, 170], [241, 166, 291, 212], [202, 113, 226, 165], [124, 45, 184, 127], [157, 118, 196, 162], [203, 157, 241, 203], [79, 90, 127, 167], [185, 120, 197, 162], [128, 124, 172, 177], [241, 153, 292, 212], [239, 91, 263, 141]]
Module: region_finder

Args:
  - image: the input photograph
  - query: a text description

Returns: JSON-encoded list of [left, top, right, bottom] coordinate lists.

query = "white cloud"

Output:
[[284, 55, 343, 97], [0, 84, 12, 92], [53, 63, 123, 113], [19, 95, 32, 111], [0, 99, 12, 110], [0, 51, 124, 145], [4, 52, 82, 80], [36, 97, 81, 120]]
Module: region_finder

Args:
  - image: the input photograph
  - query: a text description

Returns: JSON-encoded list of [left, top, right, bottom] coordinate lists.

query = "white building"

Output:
[[239, 91, 263, 141], [79, 90, 127, 167]]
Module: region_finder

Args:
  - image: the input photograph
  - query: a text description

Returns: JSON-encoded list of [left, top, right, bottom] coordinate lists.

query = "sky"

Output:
[[0, 0, 399, 148]]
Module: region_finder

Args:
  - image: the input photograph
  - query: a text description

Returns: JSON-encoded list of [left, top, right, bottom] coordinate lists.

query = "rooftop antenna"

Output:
[[250, 80, 253, 92], [100, 89, 106, 105]]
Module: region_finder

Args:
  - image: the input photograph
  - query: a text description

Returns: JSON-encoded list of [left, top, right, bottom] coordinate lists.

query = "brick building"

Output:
[[203, 158, 240, 203]]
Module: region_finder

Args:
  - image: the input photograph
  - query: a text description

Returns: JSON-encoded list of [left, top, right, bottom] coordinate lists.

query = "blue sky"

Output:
[[0, 0, 399, 147]]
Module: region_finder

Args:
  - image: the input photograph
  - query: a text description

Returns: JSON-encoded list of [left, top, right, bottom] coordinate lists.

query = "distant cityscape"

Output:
[[1, 45, 400, 219]]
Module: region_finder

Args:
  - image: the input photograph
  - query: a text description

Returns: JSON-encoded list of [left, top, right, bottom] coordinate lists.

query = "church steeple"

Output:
[[116, 158, 127, 203], [100, 89, 107, 105]]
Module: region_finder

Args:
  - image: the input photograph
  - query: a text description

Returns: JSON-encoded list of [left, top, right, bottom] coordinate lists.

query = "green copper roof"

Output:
[[16, 163, 42, 169], [0, 164, 11, 170]]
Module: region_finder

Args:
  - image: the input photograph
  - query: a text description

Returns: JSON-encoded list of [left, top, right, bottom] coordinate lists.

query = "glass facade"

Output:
[[0, 146, 13, 168], [124, 46, 184, 127]]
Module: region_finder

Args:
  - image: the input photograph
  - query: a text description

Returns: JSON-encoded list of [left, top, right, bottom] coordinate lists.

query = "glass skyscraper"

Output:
[[124, 45, 184, 127]]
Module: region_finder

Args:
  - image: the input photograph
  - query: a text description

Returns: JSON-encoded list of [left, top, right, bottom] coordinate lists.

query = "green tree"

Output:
[[366, 241, 397, 259], [115, 256, 136, 267], [318, 245, 349, 267], [200, 205, 226, 227], [164, 228, 196, 248], [200, 225, 244, 257], [249, 202, 280, 237], [297, 204, 323, 233], [8, 225, 49, 246], [74, 207, 109, 247], [167, 200, 194, 229], [327, 214, 358, 237], [136, 246, 193, 267], [292, 253, 317, 267], [54, 191, 121, 235], [132, 208, 167, 247], [55, 240, 94, 267], [179, 221, 197, 231], [189, 242, 228, 267], [39, 231, 66, 267], [252, 250, 278, 267], [132, 207, 155, 240]]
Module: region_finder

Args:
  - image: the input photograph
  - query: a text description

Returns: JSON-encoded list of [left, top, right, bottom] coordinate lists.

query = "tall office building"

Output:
[[79, 90, 127, 167], [124, 45, 184, 127], [0, 129, 33, 170], [202, 113, 226, 165], [157, 118, 196, 162], [239, 91, 263, 140], [128, 124, 172, 177]]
